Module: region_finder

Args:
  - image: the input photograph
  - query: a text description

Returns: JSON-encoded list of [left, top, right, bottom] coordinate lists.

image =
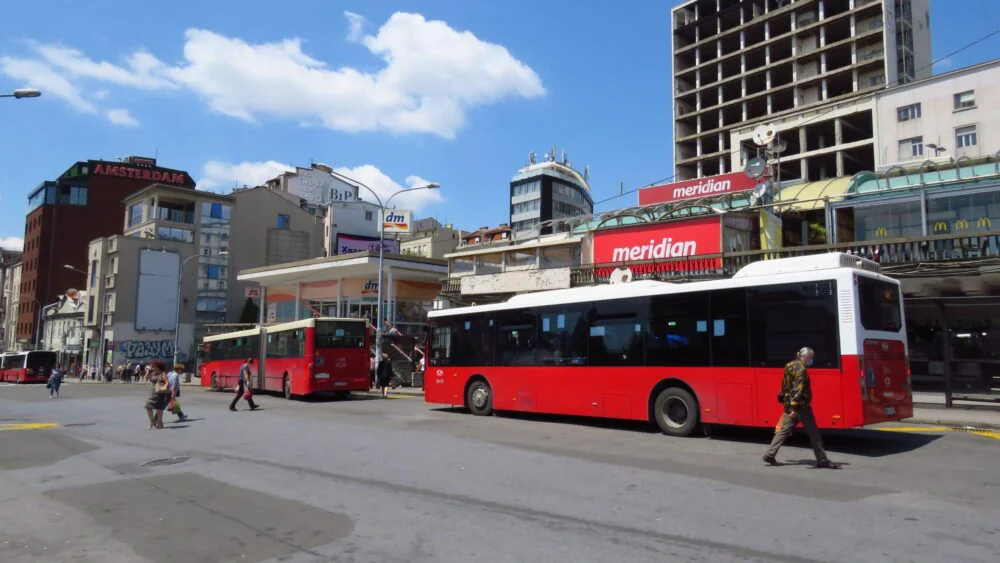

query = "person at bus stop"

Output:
[[167, 363, 189, 422], [48, 366, 63, 398], [229, 358, 259, 412], [376, 352, 393, 399], [763, 347, 840, 469]]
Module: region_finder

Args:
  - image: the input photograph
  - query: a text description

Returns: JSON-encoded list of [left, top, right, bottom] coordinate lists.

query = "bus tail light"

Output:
[[858, 357, 867, 399]]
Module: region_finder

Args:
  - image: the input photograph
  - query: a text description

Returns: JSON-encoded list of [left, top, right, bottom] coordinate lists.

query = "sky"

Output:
[[1, 0, 998, 251]]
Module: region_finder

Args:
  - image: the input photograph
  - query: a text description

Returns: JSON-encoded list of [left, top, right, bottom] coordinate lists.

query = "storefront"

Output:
[[237, 252, 447, 335]]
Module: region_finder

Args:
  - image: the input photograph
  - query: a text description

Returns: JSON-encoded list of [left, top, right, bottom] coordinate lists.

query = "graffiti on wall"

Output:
[[119, 340, 175, 361]]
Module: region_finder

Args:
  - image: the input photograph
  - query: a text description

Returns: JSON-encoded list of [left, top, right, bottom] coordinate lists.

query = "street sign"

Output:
[[245, 287, 261, 299]]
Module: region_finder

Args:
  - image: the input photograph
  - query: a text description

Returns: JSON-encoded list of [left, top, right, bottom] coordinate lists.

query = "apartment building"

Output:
[[671, 0, 931, 182]]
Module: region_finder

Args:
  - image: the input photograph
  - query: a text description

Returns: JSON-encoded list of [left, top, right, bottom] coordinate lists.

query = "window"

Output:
[[128, 204, 143, 227], [857, 277, 901, 332], [588, 299, 644, 367], [868, 75, 884, 87], [710, 289, 749, 366], [538, 306, 588, 366], [495, 310, 537, 366], [511, 180, 541, 197], [196, 296, 227, 312], [89, 260, 97, 288], [277, 214, 290, 229], [748, 280, 839, 369], [365, 211, 374, 221], [896, 103, 921, 122], [453, 316, 495, 365], [646, 294, 710, 367], [511, 199, 540, 215], [956, 125, 978, 148], [898, 136, 923, 160], [315, 321, 366, 349], [266, 329, 305, 358], [205, 265, 221, 279], [954, 90, 975, 110], [156, 227, 194, 242]]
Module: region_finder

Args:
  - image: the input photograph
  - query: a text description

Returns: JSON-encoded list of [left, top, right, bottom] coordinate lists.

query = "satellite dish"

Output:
[[752, 124, 776, 146], [769, 138, 788, 155], [610, 267, 633, 285], [749, 181, 769, 206], [745, 157, 768, 179]]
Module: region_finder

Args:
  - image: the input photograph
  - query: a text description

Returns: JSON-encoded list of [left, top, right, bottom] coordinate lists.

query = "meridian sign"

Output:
[[639, 172, 760, 206]]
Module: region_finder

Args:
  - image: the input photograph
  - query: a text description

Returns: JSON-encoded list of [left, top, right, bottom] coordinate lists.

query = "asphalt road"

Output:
[[1, 382, 998, 563]]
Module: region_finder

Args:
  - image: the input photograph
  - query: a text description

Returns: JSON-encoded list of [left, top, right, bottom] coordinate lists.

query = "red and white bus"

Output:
[[0, 351, 57, 384], [425, 253, 912, 436], [200, 317, 369, 398]]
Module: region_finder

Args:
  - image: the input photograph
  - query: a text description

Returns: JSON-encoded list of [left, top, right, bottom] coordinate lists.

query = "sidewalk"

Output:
[[69, 377, 201, 387], [909, 391, 1000, 429]]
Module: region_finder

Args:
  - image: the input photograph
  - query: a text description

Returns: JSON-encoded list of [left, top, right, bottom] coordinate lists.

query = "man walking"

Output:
[[229, 357, 259, 412], [764, 347, 840, 469], [167, 363, 189, 422]]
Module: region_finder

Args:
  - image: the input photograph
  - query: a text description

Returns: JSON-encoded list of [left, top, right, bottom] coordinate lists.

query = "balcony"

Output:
[[156, 207, 195, 224], [105, 274, 117, 289]]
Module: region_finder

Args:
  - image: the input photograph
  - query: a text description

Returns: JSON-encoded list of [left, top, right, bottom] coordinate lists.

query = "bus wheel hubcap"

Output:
[[472, 387, 488, 408], [664, 397, 689, 428]]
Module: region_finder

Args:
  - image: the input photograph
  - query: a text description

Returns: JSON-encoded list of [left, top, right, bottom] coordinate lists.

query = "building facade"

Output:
[[671, 0, 931, 181], [41, 290, 87, 366], [16, 156, 194, 346], [1, 257, 22, 351], [510, 151, 593, 238], [228, 186, 325, 322], [84, 184, 232, 372], [874, 58, 1000, 167], [399, 218, 463, 259]]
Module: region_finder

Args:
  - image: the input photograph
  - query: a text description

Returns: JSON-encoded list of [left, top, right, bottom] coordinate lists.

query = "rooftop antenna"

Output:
[[584, 165, 591, 181], [529, 151, 537, 165], [561, 149, 568, 164], [550, 145, 556, 162]]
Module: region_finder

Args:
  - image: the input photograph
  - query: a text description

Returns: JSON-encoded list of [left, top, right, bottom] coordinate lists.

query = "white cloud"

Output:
[[0, 237, 24, 251], [0, 12, 544, 138], [333, 165, 444, 212], [0, 56, 95, 113], [344, 11, 368, 43], [106, 108, 139, 127], [199, 159, 294, 190]]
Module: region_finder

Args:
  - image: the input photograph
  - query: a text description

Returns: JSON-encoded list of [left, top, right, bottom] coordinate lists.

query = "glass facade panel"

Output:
[[198, 202, 231, 321], [855, 200, 922, 240], [927, 190, 1000, 234]]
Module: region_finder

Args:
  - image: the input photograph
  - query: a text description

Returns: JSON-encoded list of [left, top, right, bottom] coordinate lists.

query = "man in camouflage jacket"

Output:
[[764, 347, 839, 468]]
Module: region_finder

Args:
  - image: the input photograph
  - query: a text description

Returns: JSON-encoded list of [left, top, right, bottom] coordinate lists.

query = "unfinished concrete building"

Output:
[[671, 0, 931, 182]]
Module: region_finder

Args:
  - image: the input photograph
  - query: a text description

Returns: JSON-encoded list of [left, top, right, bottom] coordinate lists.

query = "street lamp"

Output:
[[173, 251, 227, 368], [926, 144, 947, 156], [1, 88, 42, 99], [340, 179, 440, 364]]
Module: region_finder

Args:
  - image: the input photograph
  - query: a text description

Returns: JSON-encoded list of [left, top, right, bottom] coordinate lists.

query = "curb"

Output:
[[905, 418, 1000, 431]]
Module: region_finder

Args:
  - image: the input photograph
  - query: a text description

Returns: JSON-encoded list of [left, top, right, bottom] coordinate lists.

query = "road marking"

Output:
[[0, 422, 60, 432], [878, 426, 1000, 441]]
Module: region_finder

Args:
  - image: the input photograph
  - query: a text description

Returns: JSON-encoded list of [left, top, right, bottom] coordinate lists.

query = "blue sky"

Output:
[[1, 0, 998, 250]]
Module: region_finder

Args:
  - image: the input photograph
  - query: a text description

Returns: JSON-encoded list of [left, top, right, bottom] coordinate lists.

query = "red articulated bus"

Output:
[[200, 317, 369, 399], [425, 253, 912, 437], [0, 351, 57, 384]]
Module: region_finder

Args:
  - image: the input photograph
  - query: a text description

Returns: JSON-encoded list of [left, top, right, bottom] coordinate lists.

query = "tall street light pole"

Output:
[[173, 251, 227, 368], [341, 180, 439, 364], [1, 88, 41, 99]]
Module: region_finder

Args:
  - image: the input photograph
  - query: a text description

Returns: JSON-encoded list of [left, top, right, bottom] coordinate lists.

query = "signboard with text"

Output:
[[245, 287, 261, 299], [88, 160, 194, 186], [336, 233, 400, 255], [639, 172, 759, 206], [592, 215, 723, 274], [379, 209, 413, 234]]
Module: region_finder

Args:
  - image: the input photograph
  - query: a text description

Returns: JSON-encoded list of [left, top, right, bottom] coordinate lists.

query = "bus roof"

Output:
[[202, 317, 366, 342], [429, 252, 892, 318]]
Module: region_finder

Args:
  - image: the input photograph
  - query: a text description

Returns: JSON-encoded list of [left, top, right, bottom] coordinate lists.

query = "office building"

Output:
[[16, 156, 194, 346], [510, 150, 593, 238], [671, 0, 931, 181]]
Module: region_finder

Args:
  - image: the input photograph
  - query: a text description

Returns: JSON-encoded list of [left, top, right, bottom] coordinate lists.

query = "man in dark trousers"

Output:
[[764, 347, 839, 469], [230, 358, 259, 412]]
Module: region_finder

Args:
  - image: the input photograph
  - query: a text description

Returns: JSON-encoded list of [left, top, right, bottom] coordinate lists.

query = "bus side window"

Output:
[[748, 281, 839, 368], [496, 310, 537, 366], [710, 288, 749, 367], [646, 294, 710, 367]]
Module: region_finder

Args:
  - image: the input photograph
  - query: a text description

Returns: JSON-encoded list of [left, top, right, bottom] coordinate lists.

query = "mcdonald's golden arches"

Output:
[[978, 217, 993, 229], [933, 221, 949, 233], [875, 226, 889, 238], [955, 219, 970, 231]]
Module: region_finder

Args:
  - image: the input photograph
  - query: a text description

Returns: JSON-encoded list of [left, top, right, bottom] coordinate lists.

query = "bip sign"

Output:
[[379, 209, 413, 234]]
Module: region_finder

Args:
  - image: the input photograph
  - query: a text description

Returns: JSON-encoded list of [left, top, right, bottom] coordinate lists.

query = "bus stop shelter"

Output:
[[237, 252, 448, 332]]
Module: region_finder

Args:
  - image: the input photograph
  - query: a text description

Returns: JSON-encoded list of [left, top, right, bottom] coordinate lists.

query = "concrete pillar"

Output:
[[387, 268, 395, 328], [258, 286, 267, 325], [336, 277, 342, 317], [294, 283, 301, 320]]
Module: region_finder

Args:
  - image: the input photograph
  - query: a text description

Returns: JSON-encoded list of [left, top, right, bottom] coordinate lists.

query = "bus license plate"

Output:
[[315, 373, 330, 379], [884, 407, 896, 416], [334, 381, 347, 387]]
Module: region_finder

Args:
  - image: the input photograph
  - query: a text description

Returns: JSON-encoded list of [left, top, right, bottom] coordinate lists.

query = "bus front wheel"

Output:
[[466, 380, 493, 416], [653, 387, 698, 437]]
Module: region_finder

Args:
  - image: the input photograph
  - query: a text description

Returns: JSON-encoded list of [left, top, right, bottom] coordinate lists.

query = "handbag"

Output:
[[244, 388, 253, 400], [46, 382, 51, 389], [155, 376, 169, 394]]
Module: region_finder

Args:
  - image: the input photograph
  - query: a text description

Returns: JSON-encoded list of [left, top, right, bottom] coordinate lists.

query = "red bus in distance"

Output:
[[425, 253, 912, 437], [200, 317, 369, 399], [0, 351, 57, 384]]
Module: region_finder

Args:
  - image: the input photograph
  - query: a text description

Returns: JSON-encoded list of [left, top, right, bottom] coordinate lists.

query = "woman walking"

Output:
[[144, 361, 171, 429], [48, 366, 63, 398], [376, 353, 393, 399]]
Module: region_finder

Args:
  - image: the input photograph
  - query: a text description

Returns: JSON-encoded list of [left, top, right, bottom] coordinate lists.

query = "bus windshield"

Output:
[[858, 276, 902, 332], [315, 321, 366, 349]]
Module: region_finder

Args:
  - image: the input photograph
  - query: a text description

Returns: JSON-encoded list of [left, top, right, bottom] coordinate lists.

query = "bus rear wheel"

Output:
[[283, 375, 292, 400], [653, 387, 699, 437], [466, 380, 493, 416]]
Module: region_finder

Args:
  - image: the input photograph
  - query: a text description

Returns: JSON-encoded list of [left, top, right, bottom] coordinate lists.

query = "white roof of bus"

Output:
[[202, 317, 366, 342], [429, 253, 891, 318]]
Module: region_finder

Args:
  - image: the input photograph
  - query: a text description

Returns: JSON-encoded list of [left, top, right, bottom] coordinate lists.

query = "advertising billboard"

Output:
[[639, 172, 759, 206], [592, 215, 723, 274], [336, 233, 400, 255], [379, 209, 413, 234]]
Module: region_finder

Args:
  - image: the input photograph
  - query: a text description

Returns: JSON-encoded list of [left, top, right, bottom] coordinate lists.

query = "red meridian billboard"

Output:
[[639, 172, 759, 206], [592, 215, 723, 274]]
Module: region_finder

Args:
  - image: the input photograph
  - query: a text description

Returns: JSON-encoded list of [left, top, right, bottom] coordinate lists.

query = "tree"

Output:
[[239, 298, 260, 324]]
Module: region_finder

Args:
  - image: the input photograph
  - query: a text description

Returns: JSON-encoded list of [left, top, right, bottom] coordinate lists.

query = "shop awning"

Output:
[[775, 177, 852, 212]]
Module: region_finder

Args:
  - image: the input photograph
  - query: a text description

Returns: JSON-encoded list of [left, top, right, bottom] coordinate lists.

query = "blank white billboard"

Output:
[[136, 251, 180, 331]]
